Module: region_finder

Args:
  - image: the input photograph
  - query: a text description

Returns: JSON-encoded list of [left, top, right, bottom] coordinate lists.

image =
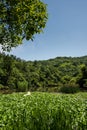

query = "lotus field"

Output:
[[0, 92, 87, 130]]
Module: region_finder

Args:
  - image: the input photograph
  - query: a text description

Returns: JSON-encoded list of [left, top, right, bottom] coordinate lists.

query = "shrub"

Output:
[[60, 83, 80, 93], [0, 84, 4, 89], [17, 80, 28, 92], [83, 79, 87, 88]]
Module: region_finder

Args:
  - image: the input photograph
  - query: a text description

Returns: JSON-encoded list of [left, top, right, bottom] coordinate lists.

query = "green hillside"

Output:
[[0, 53, 87, 93]]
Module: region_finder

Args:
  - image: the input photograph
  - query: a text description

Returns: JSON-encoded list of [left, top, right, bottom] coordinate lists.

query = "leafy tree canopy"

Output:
[[0, 0, 48, 51]]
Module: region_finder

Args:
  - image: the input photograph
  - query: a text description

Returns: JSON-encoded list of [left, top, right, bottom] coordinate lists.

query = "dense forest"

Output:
[[0, 52, 87, 92]]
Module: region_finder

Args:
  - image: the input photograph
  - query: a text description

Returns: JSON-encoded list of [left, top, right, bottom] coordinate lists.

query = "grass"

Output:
[[0, 92, 87, 130]]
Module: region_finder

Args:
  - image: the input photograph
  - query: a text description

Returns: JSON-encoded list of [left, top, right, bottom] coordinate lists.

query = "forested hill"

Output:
[[0, 53, 87, 92]]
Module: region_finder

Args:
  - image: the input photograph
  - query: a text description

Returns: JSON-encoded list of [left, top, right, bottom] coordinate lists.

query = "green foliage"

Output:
[[60, 84, 80, 93], [0, 92, 87, 129], [83, 79, 87, 88], [77, 65, 87, 88], [0, 0, 48, 51], [0, 84, 4, 89], [17, 80, 28, 92], [0, 53, 87, 92]]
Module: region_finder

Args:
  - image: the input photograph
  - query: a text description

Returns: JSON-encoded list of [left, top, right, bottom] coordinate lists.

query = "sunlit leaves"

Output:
[[0, 92, 87, 129], [0, 0, 48, 51]]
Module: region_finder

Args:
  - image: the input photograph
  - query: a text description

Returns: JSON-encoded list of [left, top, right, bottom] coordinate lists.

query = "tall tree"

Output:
[[0, 0, 48, 51]]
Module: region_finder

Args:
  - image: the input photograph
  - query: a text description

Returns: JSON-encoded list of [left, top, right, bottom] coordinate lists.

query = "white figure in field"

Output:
[[24, 91, 31, 96]]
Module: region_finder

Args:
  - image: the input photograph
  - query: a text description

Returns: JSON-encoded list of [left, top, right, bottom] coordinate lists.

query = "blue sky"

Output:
[[8, 0, 87, 61]]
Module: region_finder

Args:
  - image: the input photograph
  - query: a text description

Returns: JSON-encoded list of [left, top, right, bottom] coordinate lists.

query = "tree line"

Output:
[[0, 53, 87, 92]]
